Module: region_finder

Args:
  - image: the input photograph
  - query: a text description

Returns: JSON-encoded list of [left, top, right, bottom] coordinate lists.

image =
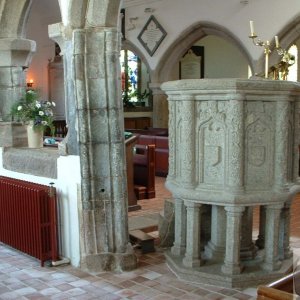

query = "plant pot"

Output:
[[27, 122, 44, 148]]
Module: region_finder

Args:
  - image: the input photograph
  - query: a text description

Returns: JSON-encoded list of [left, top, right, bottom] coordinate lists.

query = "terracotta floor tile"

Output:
[[0, 177, 300, 300]]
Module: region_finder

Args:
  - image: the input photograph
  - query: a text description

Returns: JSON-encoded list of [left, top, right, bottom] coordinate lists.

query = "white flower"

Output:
[[36, 101, 41, 108], [41, 121, 48, 125], [46, 101, 51, 106], [51, 102, 56, 107], [17, 106, 22, 111], [39, 111, 44, 116], [27, 90, 34, 95]]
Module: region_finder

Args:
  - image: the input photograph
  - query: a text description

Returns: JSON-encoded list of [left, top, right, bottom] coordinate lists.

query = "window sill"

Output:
[[2, 147, 60, 179]]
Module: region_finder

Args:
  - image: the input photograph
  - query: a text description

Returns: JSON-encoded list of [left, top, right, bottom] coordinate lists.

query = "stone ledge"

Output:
[[2, 147, 60, 179]]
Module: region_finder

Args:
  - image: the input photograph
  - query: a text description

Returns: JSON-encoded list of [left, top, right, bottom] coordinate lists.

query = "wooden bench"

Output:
[[129, 229, 155, 253], [133, 144, 156, 200]]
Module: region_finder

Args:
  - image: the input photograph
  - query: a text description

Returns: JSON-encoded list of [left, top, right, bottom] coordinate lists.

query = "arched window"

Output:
[[287, 44, 298, 81]]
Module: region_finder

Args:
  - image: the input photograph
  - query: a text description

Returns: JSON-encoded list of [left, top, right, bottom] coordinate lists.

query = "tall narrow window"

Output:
[[120, 49, 150, 108]]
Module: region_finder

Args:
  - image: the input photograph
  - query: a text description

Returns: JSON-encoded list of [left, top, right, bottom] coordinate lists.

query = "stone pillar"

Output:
[[274, 100, 290, 191], [73, 27, 136, 272], [222, 206, 245, 275], [171, 198, 187, 256], [179, 97, 195, 188], [183, 201, 202, 267], [262, 204, 283, 271], [240, 207, 257, 260], [150, 83, 168, 128], [167, 100, 176, 180], [205, 205, 226, 261], [255, 205, 266, 249], [279, 201, 292, 259], [293, 99, 300, 182], [0, 38, 35, 147], [49, 23, 78, 155], [0, 38, 35, 121], [227, 94, 245, 193]]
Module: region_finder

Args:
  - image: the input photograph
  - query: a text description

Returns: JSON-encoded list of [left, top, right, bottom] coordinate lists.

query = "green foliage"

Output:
[[11, 90, 56, 136]]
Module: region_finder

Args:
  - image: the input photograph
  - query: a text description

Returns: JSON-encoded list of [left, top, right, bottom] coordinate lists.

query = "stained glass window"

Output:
[[120, 50, 150, 108]]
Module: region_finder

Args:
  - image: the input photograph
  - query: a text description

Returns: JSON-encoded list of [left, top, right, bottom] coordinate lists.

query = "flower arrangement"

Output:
[[11, 90, 56, 135]]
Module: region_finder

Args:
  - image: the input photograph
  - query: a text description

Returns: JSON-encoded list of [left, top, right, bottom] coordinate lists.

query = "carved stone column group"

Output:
[[162, 78, 300, 288]]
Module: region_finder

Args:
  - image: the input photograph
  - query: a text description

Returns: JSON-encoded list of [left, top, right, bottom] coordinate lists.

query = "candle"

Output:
[[250, 20, 255, 36], [275, 36, 279, 48]]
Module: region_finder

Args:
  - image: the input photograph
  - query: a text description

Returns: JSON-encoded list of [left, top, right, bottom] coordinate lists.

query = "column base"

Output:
[[262, 260, 282, 271], [171, 245, 186, 256], [221, 263, 243, 275], [204, 241, 225, 261], [82, 251, 137, 273], [182, 256, 202, 268]]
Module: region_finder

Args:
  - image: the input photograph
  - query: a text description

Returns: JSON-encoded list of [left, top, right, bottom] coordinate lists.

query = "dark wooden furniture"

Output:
[[136, 135, 169, 177], [125, 135, 141, 211], [133, 144, 156, 200], [256, 270, 300, 299], [129, 229, 155, 253], [124, 117, 151, 129]]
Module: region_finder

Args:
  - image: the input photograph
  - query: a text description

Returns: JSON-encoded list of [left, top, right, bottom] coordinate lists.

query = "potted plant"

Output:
[[11, 90, 56, 148]]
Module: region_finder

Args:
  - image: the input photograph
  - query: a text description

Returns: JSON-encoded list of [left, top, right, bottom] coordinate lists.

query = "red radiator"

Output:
[[0, 176, 59, 266]]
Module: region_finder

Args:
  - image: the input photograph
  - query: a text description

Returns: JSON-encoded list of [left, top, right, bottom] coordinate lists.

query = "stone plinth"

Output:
[[161, 78, 300, 288]]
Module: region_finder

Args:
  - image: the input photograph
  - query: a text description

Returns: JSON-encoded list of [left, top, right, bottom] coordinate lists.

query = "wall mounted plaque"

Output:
[[179, 46, 205, 79], [138, 15, 167, 56]]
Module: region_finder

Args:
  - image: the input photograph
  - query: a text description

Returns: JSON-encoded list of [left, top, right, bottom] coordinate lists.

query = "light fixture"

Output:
[[27, 79, 34, 88]]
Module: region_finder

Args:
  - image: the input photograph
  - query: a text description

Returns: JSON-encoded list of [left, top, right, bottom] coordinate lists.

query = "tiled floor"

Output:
[[0, 177, 299, 300]]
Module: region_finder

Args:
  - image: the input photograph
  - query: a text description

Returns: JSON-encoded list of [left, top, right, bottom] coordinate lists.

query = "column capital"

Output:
[[224, 206, 245, 214], [48, 22, 73, 55], [184, 200, 202, 208], [149, 82, 164, 95], [0, 38, 36, 67]]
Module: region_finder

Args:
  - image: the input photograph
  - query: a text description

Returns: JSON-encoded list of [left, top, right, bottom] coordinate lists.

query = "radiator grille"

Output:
[[0, 176, 58, 266]]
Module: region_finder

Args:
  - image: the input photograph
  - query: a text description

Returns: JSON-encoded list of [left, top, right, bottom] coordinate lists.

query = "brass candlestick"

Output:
[[249, 33, 271, 79], [249, 21, 271, 78], [274, 44, 295, 80]]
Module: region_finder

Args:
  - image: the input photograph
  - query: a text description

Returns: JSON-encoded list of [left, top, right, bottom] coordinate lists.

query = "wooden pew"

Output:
[[257, 270, 300, 299], [133, 144, 156, 200]]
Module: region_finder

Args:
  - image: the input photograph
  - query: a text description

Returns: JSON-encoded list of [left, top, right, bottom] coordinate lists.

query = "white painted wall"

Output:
[[26, 0, 61, 101], [124, 0, 300, 70], [170, 35, 249, 79], [0, 148, 81, 267], [26, 0, 300, 97], [196, 36, 249, 78]]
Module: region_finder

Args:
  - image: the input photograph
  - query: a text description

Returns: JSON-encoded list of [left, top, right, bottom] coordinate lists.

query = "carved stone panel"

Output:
[[245, 102, 274, 190], [200, 120, 225, 185]]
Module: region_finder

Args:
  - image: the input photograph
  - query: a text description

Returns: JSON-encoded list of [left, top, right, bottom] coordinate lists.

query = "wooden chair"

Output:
[[133, 144, 156, 200]]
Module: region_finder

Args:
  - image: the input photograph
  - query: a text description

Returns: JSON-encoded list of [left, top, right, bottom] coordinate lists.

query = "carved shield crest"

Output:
[[249, 146, 265, 166]]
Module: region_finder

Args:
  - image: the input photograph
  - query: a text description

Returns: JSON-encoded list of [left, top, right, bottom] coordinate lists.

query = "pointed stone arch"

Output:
[[151, 21, 252, 128], [0, 0, 32, 38], [60, 0, 121, 29], [0, 0, 35, 122], [153, 21, 253, 83]]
